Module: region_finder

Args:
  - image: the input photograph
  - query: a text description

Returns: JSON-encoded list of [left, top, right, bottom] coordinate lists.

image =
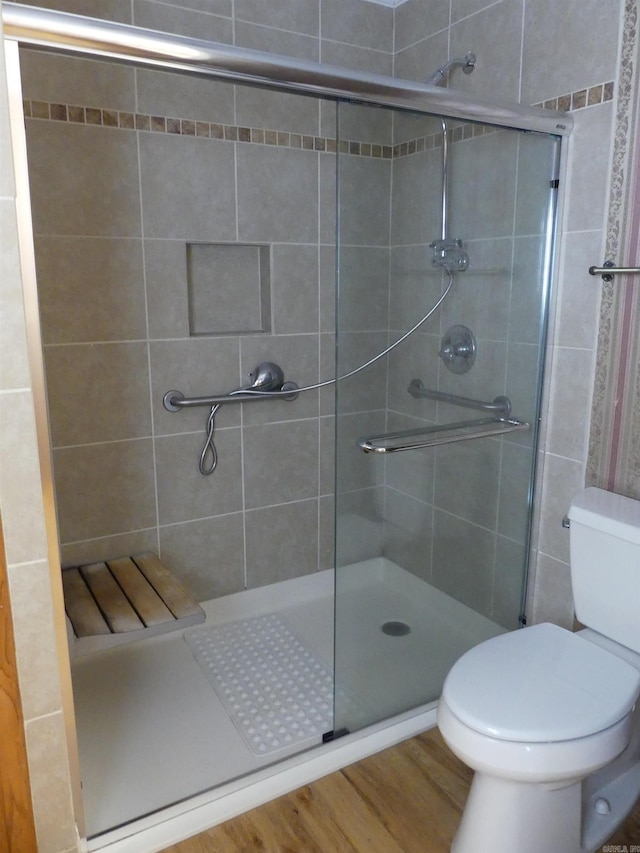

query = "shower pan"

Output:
[[2, 4, 568, 850]]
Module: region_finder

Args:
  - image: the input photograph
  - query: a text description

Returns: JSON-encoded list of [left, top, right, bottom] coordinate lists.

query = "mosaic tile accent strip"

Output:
[[532, 81, 615, 112], [22, 98, 394, 159], [23, 82, 614, 162]]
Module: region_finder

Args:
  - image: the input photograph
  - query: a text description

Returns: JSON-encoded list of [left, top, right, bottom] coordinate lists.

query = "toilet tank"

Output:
[[567, 487, 640, 653]]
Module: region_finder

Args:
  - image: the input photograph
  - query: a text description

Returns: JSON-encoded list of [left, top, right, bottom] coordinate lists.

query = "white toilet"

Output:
[[437, 487, 640, 853]]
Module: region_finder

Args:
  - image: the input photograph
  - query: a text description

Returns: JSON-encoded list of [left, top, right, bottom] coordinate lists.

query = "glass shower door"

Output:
[[333, 101, 561, 735]]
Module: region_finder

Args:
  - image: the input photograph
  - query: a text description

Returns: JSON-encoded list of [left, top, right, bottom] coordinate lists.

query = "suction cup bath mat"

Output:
[[184, 613, 333, 755]]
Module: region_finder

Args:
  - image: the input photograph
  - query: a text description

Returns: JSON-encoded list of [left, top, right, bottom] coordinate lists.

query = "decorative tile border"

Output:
[[22, 98, 394, 159], [23, 82, 615, 163], [532, 81, 614, 112]]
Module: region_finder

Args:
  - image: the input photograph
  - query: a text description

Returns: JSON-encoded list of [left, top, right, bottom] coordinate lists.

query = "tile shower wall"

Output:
[[392, 0, 622, 628], [377, 118, 552, 629], [16, 0, 395, 604], [0, 2, 626, 847]]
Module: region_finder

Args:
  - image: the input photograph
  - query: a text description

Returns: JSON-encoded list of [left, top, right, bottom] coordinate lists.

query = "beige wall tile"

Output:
[[245, 498, 319, 586], [235, 0, 318, 36], [155, 428, 243, 523], [236, 145, 319, 244], [135, 70, 235, 126], [53, 439, 156, 543], [434, 439, 501, 529], [35, 236, 147, 344], [11, 0, 131, 19], [20, 52, 135, 111], [60, 527, 158, 568], [0, 390, 48, 565], [45, 342, 152, 446], [529, 551, 575, 628], [432, 508, 495, 616], [0, 199, 31, 389], [139, 134, 236, 241], [26, 121, 142, 237], [7, 559, 64, 719], [133, 0, 233, 40], [522, 0, 621, 103], [394, 0, 449, 52], [383, 488, 433, 583], [159, 512, 245, 600], [0, 34, 15, 199], [321, 0, 393, 53], [449, 0, 524, 103], [243, 419, 319, 509], [24, 711, 77, 853]]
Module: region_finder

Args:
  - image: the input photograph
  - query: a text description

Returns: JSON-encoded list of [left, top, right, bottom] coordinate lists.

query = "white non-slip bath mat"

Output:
[[184, 613, 333, 756]]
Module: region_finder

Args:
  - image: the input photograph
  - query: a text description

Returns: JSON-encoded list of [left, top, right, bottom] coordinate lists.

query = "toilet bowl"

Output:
[[437, 487, 640, 853], [437, 624, 640, 853]]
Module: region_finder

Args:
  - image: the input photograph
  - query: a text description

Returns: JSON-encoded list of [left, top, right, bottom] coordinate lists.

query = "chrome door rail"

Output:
[[2, 3, 572, 135], [358, 416, 529, 453], [588, 261, 640, 282]]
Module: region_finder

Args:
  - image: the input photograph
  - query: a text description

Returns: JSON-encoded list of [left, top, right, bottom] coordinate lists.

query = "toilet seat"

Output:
[[442, 623, 640, 743]]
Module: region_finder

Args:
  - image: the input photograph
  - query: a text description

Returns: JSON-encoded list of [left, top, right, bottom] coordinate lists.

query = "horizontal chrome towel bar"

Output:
[[358, 416, 529, 453], [408, 378, 512, 416], [589, 261, 640, 282]]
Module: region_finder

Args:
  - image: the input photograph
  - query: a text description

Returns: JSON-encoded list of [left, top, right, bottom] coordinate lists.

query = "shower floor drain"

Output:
[[381, 620, 411, 636]]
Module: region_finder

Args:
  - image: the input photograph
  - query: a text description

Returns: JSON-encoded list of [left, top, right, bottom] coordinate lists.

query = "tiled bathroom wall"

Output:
[[0, 0, 627, 848], [377, 120, 558, 629], [391, 0, 622, 628], [0, 14, 78, 853], [17, 0, 396, 603]]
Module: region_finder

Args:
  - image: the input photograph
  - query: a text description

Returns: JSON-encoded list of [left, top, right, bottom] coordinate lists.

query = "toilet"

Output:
[[437, 487, 640, 853]]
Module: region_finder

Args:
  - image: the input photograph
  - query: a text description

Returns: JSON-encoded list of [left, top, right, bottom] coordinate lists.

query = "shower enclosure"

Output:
[[3, 3, 567, 847]]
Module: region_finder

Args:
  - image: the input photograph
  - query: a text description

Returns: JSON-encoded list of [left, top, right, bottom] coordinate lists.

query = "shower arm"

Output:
[[426, 53, 477, 88]]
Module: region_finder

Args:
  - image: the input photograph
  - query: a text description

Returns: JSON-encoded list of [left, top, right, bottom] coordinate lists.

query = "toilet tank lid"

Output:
[[568, 487, 640, 545]]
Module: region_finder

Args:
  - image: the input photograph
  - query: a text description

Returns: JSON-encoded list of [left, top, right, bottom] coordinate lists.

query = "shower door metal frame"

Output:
[[2, 4, 571, 845], [2, 2, 572, 137]]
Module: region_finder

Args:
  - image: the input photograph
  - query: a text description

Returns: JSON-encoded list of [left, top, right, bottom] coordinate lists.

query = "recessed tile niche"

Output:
[[186, 242, 271, 335]]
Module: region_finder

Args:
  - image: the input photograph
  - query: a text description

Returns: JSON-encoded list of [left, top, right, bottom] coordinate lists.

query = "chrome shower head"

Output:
[[246, 362, 285, 392]]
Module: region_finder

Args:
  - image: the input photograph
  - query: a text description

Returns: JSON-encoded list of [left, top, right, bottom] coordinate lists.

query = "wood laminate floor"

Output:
[[161, 728, 640, 853]]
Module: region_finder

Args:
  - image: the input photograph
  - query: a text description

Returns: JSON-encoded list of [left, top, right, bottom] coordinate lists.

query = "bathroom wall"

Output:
[[391, 0, 623, 629], [587, 0, 640, 502], [0, 0, 627, 848], [0, 12, 78, 853], [15, 0, 395, 603]]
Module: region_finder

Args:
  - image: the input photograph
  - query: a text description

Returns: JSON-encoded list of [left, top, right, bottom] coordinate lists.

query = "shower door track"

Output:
[[2, 2, 572, 136]]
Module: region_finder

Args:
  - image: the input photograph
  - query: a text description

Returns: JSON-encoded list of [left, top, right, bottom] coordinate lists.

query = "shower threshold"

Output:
[[74, 558, 503, 852]]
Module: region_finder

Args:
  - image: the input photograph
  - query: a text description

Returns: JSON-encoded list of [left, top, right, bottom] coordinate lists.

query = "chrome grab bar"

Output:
[[407, 378, 511, 416], [163, 362, 299, 412], [163, 386, 299, 411], [358, 416, 529, 454], [589, 261, 640, 282]]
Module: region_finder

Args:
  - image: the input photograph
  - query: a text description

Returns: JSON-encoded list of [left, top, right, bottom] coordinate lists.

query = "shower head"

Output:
[[245, 362, 285, 393], [426, 52, 476, 87]]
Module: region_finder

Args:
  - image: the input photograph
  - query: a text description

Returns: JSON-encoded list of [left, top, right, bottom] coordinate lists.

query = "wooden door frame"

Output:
[[0, 512, 38, 851]]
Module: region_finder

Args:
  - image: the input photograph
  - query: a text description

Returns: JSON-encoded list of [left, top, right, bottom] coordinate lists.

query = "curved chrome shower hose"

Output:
[[198, 270, 455, 474]]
